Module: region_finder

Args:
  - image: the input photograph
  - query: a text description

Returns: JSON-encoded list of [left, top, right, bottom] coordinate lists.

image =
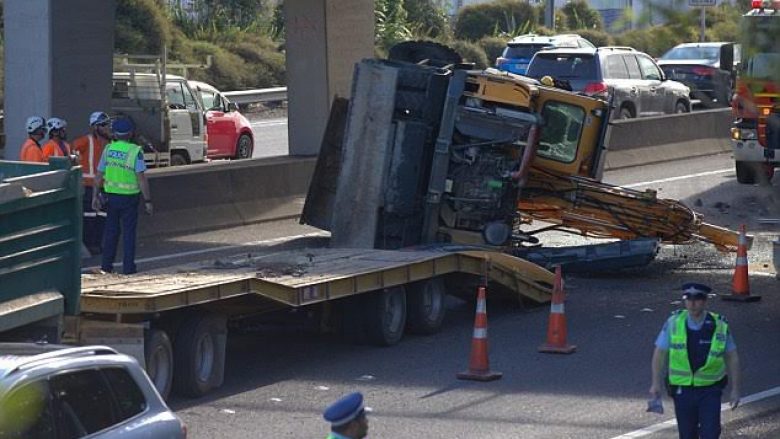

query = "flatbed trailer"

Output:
[[75, 247, 554, 399]]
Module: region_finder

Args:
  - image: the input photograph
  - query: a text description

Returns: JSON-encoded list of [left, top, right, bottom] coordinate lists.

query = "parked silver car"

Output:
[[0, 344, 186, 438]]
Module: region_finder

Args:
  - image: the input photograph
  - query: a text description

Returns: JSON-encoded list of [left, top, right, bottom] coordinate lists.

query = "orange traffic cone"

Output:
[[457, 286, 502, 382], [538, 266, 576, 354], [722, 224, 761, 302]]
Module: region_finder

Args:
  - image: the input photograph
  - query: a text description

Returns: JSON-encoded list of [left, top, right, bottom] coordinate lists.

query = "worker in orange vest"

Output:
[[72, 111, 112, 255], [41, 117, 71, 160], [19, 116, 47, 162]]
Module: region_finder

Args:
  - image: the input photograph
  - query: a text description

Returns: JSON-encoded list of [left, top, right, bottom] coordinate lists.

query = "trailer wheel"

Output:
[[172, 314, 227, 398], [144, 329, 173, 400], [735, 161, 757, 184], [406, 278, 446, 335], [364, 287, 407, 346]]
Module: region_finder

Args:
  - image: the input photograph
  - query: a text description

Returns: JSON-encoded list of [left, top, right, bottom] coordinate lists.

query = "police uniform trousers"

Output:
[[82, 186, 106, 254], [101, 193, 139, 275], [673, 385, 722, 439]]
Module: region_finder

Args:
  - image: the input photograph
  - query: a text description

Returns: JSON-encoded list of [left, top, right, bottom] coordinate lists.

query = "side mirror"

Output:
[[227, 102, 239, 112], [720, 44, 734, 72]]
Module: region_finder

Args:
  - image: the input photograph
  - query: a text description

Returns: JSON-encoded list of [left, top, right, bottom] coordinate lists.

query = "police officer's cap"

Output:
[[681, 282, 711, 300], [112, 118, 134, 136], [323, 392, 366, 427]]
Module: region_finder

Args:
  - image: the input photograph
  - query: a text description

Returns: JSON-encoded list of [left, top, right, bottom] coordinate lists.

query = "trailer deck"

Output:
[[81, 248, 555, 314]]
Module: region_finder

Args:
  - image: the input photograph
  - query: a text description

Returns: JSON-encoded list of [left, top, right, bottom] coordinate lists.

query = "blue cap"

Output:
[[682, 283, 711, 299], [323, 392, 365, 427], [112, 118, 134, 136]]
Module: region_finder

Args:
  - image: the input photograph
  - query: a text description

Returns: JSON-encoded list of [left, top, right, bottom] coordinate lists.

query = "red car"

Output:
[[189, 80, 255, 159]]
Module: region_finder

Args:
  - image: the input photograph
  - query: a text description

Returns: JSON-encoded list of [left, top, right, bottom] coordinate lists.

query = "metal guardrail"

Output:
[[223, 87, 287, 105]]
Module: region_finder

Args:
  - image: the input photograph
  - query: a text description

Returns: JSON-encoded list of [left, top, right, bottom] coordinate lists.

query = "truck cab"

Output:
[[111, 72, 207, 167]]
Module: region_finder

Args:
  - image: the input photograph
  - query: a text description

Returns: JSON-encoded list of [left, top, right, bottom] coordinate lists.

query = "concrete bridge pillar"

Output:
[[4, 0, 115, 160], [284, 0, 374, 156]]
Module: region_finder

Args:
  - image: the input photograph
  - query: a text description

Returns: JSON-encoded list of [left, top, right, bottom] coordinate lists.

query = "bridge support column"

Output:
[[4, 0, 115, 160], [284, 0, 374, 156]]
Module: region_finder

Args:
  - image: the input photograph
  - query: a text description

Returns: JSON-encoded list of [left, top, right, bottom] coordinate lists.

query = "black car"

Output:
[[656, 42, 739, 108], [527, 47, 691, 118]]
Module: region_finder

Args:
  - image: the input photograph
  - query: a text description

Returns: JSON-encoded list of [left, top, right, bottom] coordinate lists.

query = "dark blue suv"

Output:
[[496, 34, 595, 76]]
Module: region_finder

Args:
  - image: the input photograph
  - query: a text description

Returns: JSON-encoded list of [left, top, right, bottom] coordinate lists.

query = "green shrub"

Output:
[[574, 29, 613, 47], [479, 36, 509, 65], [449, 40, 489, 69], [454, 0, 537, 41], [561, 0, 603, 30]]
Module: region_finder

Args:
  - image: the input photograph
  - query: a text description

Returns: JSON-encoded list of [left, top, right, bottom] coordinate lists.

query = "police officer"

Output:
[[92, 118, 153, 275], [323, 392, 369, 439], [649, 283, 742, 439]]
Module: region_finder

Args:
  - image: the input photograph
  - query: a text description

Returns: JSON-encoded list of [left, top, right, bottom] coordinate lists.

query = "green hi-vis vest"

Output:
[[103, 140, 142, 195], [668, 310, 728, 387]]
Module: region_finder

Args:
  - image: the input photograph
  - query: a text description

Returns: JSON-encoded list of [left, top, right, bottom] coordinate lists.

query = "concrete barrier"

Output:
[[140, 109, 733, 237], [139, 156, 316, 238], [604, 108, 731, 171]]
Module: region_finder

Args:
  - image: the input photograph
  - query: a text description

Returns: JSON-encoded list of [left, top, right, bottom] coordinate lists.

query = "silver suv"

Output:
[[0, 344, 186, 438], [527, 47, 691, 118]]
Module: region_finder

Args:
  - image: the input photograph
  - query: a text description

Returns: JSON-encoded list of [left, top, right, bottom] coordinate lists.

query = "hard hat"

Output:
[[26, 116, 46, 134], [112, 118, 134, 136], [89, 111, 111, 127], [540, 76, 555, 87], [46, 117, 67, 134]]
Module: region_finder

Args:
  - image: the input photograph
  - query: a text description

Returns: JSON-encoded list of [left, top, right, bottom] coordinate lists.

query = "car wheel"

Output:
[[170, 152, 188, 166], [144, 329, 173, 400], [619, 106, 634, 119], [406, 277, 447, 335], [735, 161, 757, 185], [675, 101, 688, 113], [234, 134, 253, 159]]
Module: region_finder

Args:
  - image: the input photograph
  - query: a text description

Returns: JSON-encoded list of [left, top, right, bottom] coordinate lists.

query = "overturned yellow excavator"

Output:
[[301, 55, 742, 273]]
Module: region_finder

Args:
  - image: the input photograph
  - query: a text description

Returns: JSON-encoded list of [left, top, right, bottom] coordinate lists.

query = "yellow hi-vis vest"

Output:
[[103, 140, 142, 195], [668, 310, 728, 386]]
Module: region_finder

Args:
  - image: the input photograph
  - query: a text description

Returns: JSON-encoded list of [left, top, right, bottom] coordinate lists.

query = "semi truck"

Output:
[[0, 58, 744, 401], [730, 0, 780, 184]]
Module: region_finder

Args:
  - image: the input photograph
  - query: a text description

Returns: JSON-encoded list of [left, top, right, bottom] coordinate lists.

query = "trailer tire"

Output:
[[406, 278, 446, 335], [144, 329, 173, 400], [172, 314, 227, 398], [735, 161, 757, 184], [364, 287, 407, 346]]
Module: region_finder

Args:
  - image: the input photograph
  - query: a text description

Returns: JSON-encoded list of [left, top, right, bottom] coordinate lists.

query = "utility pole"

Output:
[[700, 7, 706, 42], [545, 0, 555, 31]]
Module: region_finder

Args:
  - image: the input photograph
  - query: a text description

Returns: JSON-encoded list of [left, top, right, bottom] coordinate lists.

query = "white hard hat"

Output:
[[46, 117, 67, 134], [89, 111, 110, 126], [26, 116, 46, 134]]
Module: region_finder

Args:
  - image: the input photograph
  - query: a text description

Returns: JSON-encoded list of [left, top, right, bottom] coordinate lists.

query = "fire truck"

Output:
[[731, 0, 780, 184]]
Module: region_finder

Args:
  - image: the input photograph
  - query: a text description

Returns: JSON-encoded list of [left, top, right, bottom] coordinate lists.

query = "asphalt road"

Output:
[[251, 117, 288, 159], [84, 152, 780, 438]]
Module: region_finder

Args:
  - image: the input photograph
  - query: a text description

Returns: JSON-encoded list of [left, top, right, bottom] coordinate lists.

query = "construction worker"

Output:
[[72, 112, 112, 255], [92, 118, 153, 275], [649, 283, 742, 439], [323, 392, 369, 439], [41, 117, 71, 160], [19, 116, 47, 162]]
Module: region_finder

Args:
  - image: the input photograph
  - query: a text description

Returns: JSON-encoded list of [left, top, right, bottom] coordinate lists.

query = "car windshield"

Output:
[[661, 46, 719, 61], [746, 53, 780, 80], [504, 44, 551, 59], [527, 53, 598, 80]]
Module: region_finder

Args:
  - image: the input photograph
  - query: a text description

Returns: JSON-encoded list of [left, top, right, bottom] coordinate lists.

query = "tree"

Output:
[[454, 0, 538, 41], [560, 1, 603, 31], [376, 0, 412, 51], [403, 0, 450, 39]]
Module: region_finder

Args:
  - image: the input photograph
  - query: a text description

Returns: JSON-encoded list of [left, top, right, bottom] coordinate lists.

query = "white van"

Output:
[[111, 72, 207, 166]]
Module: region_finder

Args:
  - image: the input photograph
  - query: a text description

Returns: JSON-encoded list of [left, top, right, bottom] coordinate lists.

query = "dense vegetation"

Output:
[[0, 0, 756, 100]]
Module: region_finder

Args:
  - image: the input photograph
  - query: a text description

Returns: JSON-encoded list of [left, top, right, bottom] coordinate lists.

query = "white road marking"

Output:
[[82, 231, 328, 272], [622, 169, 733, 189], [251, 119, 287, 127], [611, 385, 780, 438]]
